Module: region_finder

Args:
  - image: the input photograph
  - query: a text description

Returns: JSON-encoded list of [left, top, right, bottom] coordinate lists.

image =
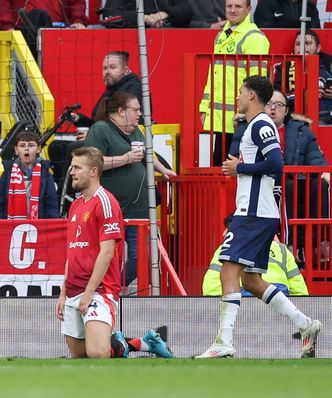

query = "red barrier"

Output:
[[0, 219, 186, 297], [281, 166, 332, 294], [158, 175, 236, 295], [181, 53, 320, 172]]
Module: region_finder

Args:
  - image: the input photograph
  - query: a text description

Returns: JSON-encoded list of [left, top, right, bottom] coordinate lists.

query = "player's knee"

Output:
[[86, 346, 110, 359]]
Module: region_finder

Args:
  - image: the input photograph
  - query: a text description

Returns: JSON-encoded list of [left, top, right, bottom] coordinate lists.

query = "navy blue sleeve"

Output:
[[237, 118, 283, 175], [237, 148, 283, 175]]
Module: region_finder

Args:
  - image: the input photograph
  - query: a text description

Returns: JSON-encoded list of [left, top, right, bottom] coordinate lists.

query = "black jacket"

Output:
[[254, 0, 321, 29], [103, 0, 193, 28], [76, 72, 143, 127]]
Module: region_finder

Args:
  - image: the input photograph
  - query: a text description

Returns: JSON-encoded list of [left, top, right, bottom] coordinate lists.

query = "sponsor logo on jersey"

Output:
[[259, 126, 276, 143], [82, 211, 90, 222], [104, 222, 120, 234], [68, 241, 89, 248], [71, 214, 76, 222], [274, 12, 283, 17]]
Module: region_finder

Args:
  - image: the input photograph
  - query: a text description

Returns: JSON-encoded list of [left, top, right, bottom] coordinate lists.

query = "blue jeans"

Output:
[[124, 226, 138, 286]]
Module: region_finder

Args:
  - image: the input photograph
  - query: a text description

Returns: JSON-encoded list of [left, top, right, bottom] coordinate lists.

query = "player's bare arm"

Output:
[[222, 154, 240, 176], [79, 239, 116, 315]]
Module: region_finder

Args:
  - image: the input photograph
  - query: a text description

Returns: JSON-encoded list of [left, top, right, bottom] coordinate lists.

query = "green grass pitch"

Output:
[[1, 358, 332, 398]]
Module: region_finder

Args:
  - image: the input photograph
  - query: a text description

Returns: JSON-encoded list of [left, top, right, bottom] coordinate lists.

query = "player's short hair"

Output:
[[15, 130, 40, 146], [243, 75, 273, 105], [71, 146, 104, 177]]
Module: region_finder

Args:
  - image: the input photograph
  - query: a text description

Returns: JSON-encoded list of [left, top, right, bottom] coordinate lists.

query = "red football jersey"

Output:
[[65, 186, 124, 300]]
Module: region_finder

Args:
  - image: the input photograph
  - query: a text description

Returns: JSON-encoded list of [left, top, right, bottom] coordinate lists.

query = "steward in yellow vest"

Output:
[[203, 239, 309, 296], [199, 1, 270, 164]]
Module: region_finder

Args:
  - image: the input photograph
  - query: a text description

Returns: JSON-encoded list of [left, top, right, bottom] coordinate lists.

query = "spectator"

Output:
[[72, 51, 143, 130], [199, 0, 270, 166], [188, 0, 226, 28], [101, 0, 193, 28], [84, 92, 176, 287], [203, 215, 309, 296], [274, 30, 332, 119], [48, 50, 143, 200], [230, 89, 330, 251], [0, 0, 87, 59], [0, 130, 59, 219], [254, 0, 321, 29]]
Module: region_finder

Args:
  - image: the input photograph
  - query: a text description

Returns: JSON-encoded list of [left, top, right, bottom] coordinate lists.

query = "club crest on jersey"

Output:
[[82, 211, 90, 222], [259, 126, 276, 143]]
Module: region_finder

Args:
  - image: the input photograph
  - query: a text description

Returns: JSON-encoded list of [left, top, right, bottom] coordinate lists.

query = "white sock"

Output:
[[261, 285, 311, 330], [140, 339, 150, 351], [216, 293, 241, 346]]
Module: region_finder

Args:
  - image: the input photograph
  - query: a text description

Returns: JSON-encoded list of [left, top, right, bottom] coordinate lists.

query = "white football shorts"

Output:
[[61, 292, 118, 339]]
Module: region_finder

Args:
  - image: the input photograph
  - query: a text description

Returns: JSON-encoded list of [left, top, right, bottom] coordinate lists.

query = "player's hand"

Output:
[[222, 154, 240, 176], [56, 294, 66, 321], [79, 291, 93, 316]]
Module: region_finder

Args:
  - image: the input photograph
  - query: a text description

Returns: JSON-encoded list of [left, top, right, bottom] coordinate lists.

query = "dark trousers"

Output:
[[213, 132, 233, 166]]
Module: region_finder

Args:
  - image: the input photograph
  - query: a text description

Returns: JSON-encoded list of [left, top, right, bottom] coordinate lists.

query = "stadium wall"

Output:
[[0, 297, 331, 359], [39, 28, 332, 161]]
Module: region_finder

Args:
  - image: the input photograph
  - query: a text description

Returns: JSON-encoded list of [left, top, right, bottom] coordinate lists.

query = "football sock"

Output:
[[261, 284, 311, 330], [110, 334, 125, 358], [216, 293, 241, 346], [126, 338, 149, 352]]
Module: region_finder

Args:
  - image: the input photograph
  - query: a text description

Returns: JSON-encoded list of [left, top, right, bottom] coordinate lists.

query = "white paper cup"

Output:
[[131, 141, 145, 153]]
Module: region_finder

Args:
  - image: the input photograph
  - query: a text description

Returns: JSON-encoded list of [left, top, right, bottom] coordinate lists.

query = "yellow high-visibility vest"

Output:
[[202, 240, 309, 296]]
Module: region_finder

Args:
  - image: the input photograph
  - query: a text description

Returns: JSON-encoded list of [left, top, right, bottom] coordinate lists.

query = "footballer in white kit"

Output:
[[219, 112, 283, 274]]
